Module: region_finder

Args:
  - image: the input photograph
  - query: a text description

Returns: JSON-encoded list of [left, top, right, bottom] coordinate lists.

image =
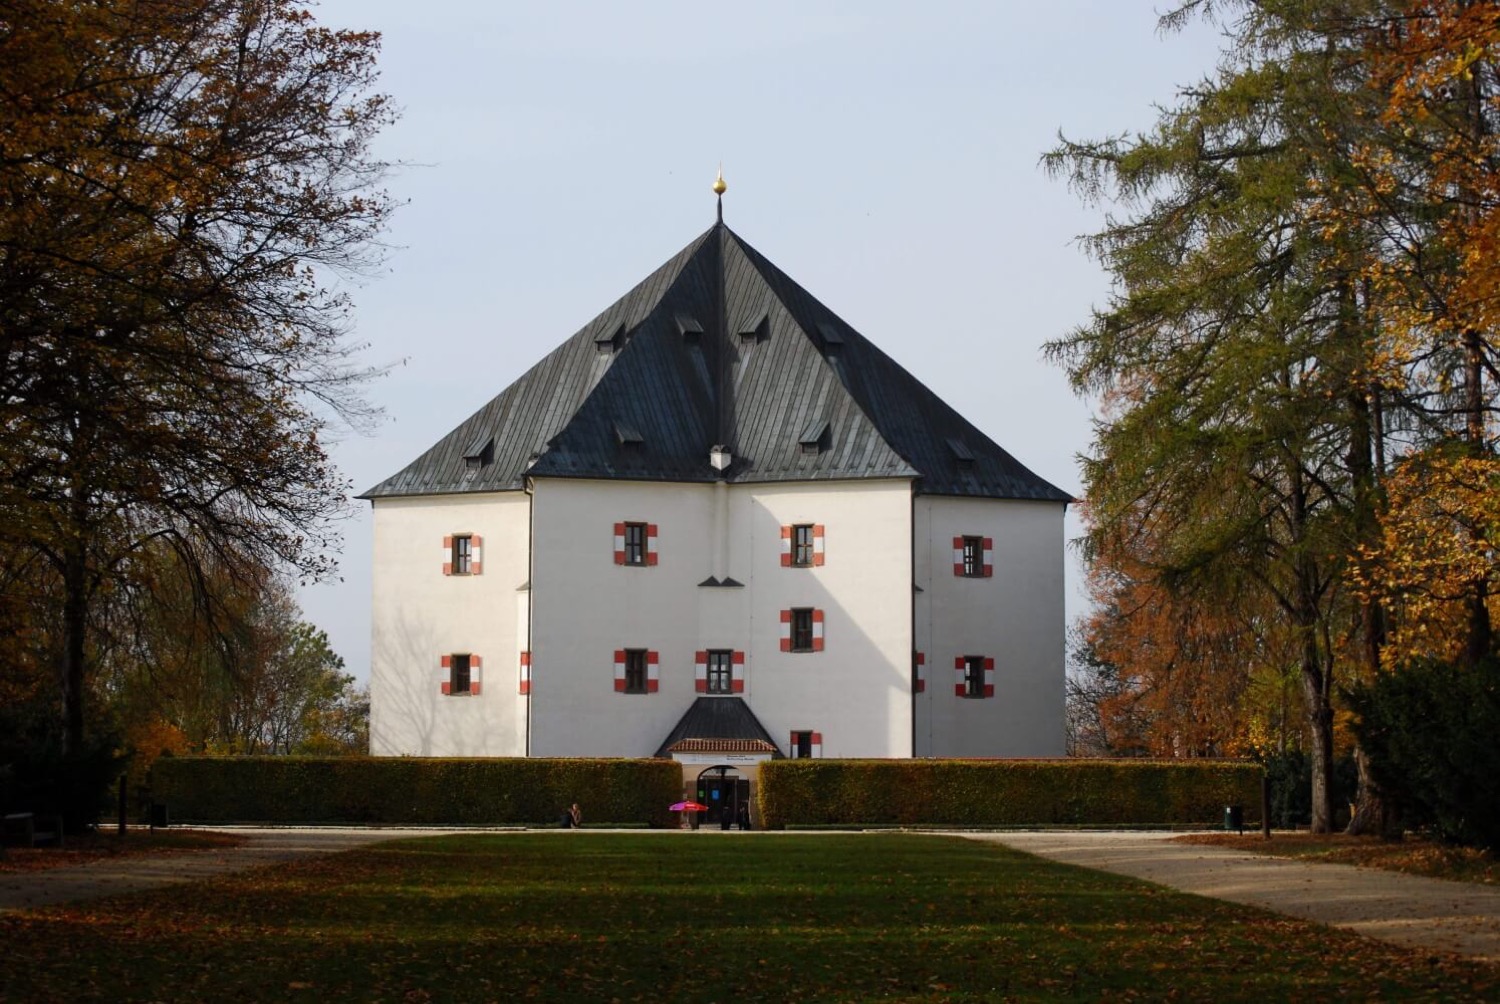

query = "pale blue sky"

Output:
[[301, 1, 1228, 681]]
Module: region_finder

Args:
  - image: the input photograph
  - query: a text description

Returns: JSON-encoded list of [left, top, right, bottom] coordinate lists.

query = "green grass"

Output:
[[2, 833, 1494, 1001]]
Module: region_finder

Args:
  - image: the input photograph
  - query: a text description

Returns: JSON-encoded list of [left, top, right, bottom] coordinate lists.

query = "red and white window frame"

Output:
[[442, 534, 483, 576], [790, 730, 822, 758], [518, 651, 531, 695], [953, 655, 995, 698], [951, 535, 993, 578], [613, 649, 660, 693], [779, 608, 825, 652], [613, 522, 659, 566], [694, 649, 746, 693], [439, 653, 482, 696], [780, 523, 826, 567]]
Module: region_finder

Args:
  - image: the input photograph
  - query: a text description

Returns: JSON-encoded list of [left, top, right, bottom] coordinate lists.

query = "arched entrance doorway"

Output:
[[696, 765, 750, 828]]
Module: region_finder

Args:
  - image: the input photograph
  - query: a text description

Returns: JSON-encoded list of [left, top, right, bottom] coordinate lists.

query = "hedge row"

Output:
[[757, 759, 1263, 828], [150, 757, 682, 827]]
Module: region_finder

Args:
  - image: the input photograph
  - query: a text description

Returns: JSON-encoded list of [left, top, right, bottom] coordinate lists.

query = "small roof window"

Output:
[[738, 312, 770, 345], [799, 419, 831, 456], [947, 437, 976, 469], [614, 420, 644, 450], [676, 314, 704, 344], [463, 435, 494, 470], [816, 322, 845, 352], [595, 323, 628, 354]]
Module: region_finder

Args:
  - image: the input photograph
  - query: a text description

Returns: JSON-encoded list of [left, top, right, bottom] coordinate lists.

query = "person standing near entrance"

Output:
[[738, 802, 751, 830]]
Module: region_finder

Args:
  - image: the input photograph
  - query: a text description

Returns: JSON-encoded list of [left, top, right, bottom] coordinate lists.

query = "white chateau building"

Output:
[[364, 208, 1070, 814]]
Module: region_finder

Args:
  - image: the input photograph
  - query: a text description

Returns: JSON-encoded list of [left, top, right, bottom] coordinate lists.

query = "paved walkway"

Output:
[[5, 828, 1500, 964], [969, 830, 1500, 963]]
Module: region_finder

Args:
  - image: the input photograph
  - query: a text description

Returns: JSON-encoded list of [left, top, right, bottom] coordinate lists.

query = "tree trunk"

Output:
[[1299, 630, 1335, 833], [1348, 746, 1403, 840], [1345, 298, 1392, 835], [60, 541, 87, 758], [1289, 458, 1335, 833]]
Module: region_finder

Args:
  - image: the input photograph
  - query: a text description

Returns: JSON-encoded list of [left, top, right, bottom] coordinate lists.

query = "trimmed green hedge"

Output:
[[151, 757, 682, 827], [757, 759, 1263, 829]]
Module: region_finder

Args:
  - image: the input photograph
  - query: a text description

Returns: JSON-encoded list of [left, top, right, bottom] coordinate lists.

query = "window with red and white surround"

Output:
[[440, 653, 482, 695], [518, 651, 531, 695], [442, 534, 483, 575], [954, 655, 994, 698], [614, 522, 657, 566], [781, 524, 825, 566], [952, 535, 992, 577], [614, 649, 659, 693], [696, 650, 745, 693], [780, 608, 824, 652], [790, 730, 822, 758]]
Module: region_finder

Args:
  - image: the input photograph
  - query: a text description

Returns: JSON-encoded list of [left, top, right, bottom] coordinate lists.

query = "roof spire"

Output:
[[713, 164, 726, 223]]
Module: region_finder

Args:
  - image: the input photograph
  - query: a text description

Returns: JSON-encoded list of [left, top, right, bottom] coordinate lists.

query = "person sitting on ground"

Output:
[[569, 803, 582, 829]]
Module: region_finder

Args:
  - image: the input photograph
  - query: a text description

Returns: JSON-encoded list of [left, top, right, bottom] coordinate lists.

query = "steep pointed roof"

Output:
[[362, 223, 1070, 502]]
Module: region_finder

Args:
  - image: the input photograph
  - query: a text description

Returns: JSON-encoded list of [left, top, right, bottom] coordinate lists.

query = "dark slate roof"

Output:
[[654, 697, 782, 757], [362, 223, 1070, 502]]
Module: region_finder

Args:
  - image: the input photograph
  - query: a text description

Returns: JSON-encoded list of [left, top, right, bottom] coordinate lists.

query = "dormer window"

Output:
[[595, 323, 628, 354], [799, 419, 830, 456], [816, 322, 844, 354], [947, 437, 975, 471], [615, 420, 644, 453], [676, 314, 704, 345], [738, 313, 770, 346], [463, 435, 493, 471]]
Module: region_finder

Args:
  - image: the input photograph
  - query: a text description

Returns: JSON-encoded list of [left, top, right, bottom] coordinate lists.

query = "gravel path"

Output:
[[7, 827, 1500, 965], [968, 830, 1500, 962]]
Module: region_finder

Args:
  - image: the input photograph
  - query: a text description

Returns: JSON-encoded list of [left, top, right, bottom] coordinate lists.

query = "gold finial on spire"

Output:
[[712, 164, 727, 196]]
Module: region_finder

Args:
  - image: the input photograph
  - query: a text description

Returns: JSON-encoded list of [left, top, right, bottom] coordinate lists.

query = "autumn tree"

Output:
[[102, 552, 367, 757], [0, 0, 394, 760], [1349, 1, 1500, 665], [1047, 0, 1399, 831]]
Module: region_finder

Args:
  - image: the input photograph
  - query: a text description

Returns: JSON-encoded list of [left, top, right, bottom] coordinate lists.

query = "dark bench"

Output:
[[2, 812, 64, 848]]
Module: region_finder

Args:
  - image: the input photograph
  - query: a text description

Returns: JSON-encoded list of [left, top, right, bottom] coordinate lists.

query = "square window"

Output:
[[450, 654, 472, 695], [962, 536, 983, 577], [792, 730, 814, 758], [792, 524, 814, 567], [624, 649, 647, 694], [964, 655, 985, 698], [790, 608, 814, 652], [624, 522, 647, 566], [706, 650, 733, 694], [452, 534, 473, 575]]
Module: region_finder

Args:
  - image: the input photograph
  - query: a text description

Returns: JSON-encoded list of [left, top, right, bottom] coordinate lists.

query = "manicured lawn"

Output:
[[1175, 832, 1500, 886], [1, 833, 1494, 1001]]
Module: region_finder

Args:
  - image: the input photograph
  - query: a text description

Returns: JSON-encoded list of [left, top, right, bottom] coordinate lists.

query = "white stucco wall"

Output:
[[369, 491, 530, 756], [369, 480, 1063, 761], [913, 496, 1066, 757], [527, 477, 914, 758]]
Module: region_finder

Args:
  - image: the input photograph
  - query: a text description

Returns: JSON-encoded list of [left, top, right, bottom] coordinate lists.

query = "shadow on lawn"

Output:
[[1, 834, 1495, 1002]]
